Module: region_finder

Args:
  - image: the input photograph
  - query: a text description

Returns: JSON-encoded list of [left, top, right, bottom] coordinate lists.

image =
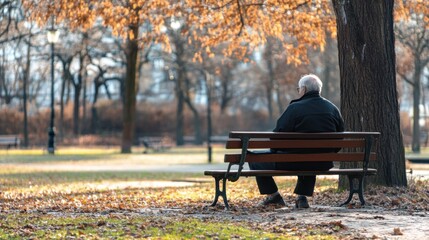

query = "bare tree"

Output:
[[396, 12, 429, 153]]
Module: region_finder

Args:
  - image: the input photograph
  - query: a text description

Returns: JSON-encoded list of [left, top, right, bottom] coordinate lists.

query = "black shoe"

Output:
[[259, 194, 286, 206], [295, 196, 310, 209]]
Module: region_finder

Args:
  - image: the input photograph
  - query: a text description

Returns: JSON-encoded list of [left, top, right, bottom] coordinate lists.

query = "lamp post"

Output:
[[47, 27, 59, 154]]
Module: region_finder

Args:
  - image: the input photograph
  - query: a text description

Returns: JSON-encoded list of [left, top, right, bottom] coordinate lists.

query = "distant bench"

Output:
[[204, 131, 380, 210], [184, 135, 229, 144], [139, 137, 174, 153], [0, 135, 20, 149]]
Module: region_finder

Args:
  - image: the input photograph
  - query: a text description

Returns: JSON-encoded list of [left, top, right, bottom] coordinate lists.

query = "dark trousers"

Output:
[[249, 161, 333, 196]]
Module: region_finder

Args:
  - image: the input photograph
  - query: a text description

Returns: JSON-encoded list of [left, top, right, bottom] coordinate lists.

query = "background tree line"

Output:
[[1, 0, 343, 147]]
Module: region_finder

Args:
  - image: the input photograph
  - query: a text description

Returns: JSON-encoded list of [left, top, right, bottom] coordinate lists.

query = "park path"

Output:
[[134, 205, 429, 239], [271, 206, 429, 239], [6, 159, 429, 177]]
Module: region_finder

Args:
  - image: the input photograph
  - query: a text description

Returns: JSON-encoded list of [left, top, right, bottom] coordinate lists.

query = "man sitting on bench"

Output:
[[250, 74, 344, 208]]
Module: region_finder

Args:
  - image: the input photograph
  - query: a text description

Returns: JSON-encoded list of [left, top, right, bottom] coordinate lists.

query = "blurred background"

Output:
[[0, 1, 426, 152]]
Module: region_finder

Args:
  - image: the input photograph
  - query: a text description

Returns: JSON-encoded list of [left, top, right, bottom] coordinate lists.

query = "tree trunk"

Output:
[[59, 57, 72, 141], [121, 24, 139, 153], [264, 38, 275, 124], [82, 68, 87, 131], [23, 39, 31, 147], [90, 106, 98, 134], [72, 80, 81, 136], [90, 82, 101, 134], [184, 95, 202, 145], [275, 82, 284, 115], [321, 35, 333, 100], [412, 61, 422, 153], [333, 0, 407, 187], [175, 70, 185, 146], [171, 31, 186, 146], [206, 71, 213, 163]]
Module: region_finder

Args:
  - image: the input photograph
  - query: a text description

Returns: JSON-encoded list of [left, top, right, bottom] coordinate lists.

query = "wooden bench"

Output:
[[0, 135, 20, 149], [204, 131, 380, 209], [139, 136, 174, 153]]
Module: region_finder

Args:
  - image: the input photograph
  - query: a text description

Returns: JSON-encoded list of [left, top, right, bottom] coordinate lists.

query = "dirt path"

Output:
[[136, 205, 428, 239], [270, 206, 429, 239]]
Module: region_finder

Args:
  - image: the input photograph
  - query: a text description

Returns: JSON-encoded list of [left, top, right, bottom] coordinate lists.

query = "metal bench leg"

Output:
[[210, 176, 230, 210], [209, 176, 221, 206], [357, 176, 366, 205], [340, 175, 365, 206]]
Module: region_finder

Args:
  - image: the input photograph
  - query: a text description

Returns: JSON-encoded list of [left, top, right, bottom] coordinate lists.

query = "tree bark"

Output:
[[333, 0, 407, 186], [121, 24, 139, 153]]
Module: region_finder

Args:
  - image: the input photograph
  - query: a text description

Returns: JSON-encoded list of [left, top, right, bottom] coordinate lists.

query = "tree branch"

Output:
[[236, 0, 245, 36], [211, 0, 234, 10], [398, 71, 414, 86]]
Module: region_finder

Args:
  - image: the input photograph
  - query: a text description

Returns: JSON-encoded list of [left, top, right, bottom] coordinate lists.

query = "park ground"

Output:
[[0, 146, 428, 239]]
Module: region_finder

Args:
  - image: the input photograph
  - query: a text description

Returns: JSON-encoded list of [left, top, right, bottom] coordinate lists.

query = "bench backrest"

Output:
[[0, 135, 20, 149], [224, 131, 379, 164], [0, 135, 20, 143]]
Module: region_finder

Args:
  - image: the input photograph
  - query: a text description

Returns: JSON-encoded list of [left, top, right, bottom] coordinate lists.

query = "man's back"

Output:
[[274, 91, 344, 133]]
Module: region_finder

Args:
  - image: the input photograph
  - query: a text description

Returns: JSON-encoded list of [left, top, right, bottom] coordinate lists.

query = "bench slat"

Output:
[[226, 139, 366, 149], [204, 168, 377, 177], [224, 152, 377, 163], [229, 131, 380, 139]]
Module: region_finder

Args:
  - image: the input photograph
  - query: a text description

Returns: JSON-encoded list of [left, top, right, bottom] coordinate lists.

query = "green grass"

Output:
[[0, 170, 203, 188], [0, 214, 337, 239], [0, 146, 229, 164]]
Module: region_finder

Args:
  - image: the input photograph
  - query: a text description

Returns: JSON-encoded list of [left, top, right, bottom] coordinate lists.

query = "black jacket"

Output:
[[272, 91, 344, 155], [274, 91, 344, 133]]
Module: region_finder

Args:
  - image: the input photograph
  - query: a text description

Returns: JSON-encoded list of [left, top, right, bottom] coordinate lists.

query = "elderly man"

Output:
[[250, 74, 344, 208]]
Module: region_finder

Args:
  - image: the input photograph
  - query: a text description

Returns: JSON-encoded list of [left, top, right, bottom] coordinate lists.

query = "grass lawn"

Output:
[[0, 146, 428, 239]]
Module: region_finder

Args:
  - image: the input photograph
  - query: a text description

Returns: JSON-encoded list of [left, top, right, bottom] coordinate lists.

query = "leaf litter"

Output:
[[0, 176, 428, 239]]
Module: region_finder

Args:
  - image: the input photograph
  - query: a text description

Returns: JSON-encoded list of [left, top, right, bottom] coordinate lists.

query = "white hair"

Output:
[[298, 74, 323, 93]]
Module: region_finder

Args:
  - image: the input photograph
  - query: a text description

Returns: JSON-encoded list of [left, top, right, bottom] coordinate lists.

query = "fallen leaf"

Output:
[[393, 227, 403, 235]]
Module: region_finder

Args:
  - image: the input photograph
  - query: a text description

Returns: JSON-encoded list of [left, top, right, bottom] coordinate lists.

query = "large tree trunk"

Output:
[[121, 25, 139, 153], [333, 0, 407, 186]]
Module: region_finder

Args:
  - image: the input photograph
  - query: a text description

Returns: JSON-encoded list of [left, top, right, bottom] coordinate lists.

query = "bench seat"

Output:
[[205, 168, 377, 177]]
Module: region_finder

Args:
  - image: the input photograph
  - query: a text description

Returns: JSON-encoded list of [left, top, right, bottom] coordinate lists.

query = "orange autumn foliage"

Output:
[[21, 0, 427, 64]]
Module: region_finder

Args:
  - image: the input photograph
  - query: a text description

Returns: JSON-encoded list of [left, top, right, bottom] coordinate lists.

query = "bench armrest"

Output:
[[225, 136, 250, 182]]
